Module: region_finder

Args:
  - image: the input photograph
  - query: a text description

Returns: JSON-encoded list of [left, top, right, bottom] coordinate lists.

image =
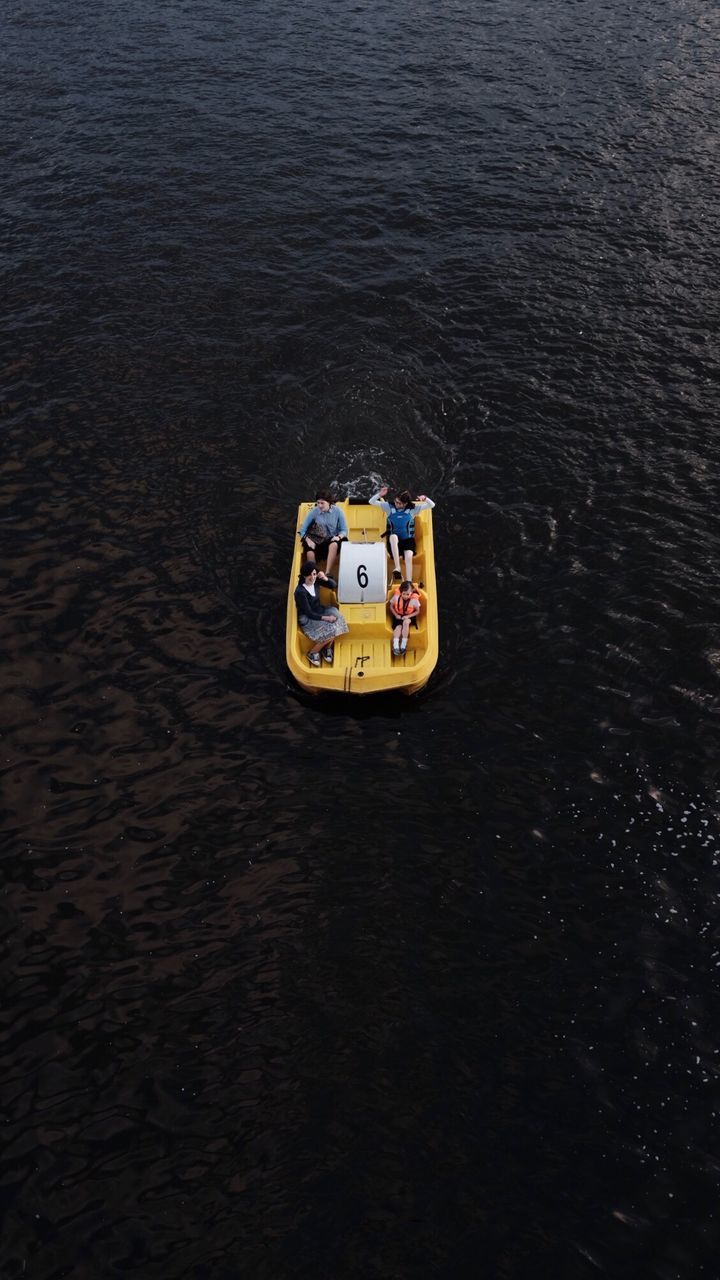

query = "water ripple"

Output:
[[2, 0, 720, 1275]]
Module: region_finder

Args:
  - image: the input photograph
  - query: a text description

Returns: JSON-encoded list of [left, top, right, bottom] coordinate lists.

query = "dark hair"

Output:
[[395, 489, 413, 507], [299, 561, 317, 582], [400, 580, 414, 592], [314, 488, 335, 505]]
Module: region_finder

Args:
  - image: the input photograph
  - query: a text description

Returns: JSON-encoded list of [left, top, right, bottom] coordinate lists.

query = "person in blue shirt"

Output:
[[298, 490, 349, 578], [369, 485, 435, 582]]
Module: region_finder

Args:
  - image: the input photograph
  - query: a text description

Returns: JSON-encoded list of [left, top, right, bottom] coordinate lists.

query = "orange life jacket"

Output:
[[390, 589, 421, 619]]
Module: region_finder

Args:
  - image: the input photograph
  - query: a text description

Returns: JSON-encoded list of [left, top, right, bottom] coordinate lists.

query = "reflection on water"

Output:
[[2, 0, 720, 1274]]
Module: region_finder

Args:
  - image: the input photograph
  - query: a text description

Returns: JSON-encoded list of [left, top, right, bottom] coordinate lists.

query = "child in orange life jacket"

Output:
[[389, 580, 421, 656]]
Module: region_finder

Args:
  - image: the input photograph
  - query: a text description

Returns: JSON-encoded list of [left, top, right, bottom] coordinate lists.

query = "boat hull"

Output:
[[286, 500, 439, 695]]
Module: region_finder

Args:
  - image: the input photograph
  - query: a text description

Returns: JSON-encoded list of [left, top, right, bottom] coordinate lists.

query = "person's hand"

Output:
[[316, 571, 328, 580], [322, 614, 335, 622], [415, 494, 426, 502], [379, 485, 388, 497]]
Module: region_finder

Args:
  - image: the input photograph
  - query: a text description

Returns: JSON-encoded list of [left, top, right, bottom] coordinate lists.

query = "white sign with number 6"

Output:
[[337, 541, 387, 603]]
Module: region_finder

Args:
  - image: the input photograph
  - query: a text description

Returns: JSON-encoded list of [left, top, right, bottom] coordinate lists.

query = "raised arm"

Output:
[[413, 495, 435, 512], [369, 488, 392, 513]]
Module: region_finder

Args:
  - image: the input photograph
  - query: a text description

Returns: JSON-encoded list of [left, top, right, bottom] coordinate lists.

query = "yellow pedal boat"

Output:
[[286, 498, 439, 695]]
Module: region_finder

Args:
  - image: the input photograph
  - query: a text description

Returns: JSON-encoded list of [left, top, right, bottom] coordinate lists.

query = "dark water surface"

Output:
[[2, 0, 720, 1276]]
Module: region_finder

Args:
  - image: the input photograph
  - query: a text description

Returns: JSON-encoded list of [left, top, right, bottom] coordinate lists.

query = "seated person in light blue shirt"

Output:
[[298, 490, 349, 577]]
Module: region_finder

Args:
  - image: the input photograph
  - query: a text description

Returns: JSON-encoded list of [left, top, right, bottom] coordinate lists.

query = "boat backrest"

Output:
[[337, 541, 387, 603]]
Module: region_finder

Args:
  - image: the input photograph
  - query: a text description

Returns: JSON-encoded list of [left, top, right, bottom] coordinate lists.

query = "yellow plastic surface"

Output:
[[286, 500, 439, 695]]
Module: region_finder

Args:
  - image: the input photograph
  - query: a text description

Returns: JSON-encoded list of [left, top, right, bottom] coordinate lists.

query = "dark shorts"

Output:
[[302, 536, 340, 561], [387, 536, 416, 555], [391, 613, 418, 629]]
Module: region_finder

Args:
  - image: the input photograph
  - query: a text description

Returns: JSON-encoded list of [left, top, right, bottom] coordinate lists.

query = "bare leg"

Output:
[[310, 614, 339, 658], [325, 541, 339, 576], [305, 544, 317, 563], [403, 548, 413, 580], [400, 618, 411, 652], [388, 533, 401, 573]]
